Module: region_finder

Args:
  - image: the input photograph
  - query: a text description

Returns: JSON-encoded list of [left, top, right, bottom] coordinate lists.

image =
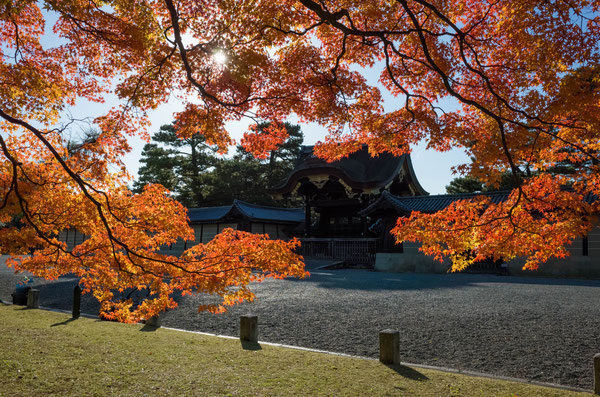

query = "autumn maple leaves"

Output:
[[0, 0, 599, 320]]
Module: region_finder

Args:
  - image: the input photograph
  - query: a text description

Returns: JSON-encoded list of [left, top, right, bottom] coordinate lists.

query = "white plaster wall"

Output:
[[375, 241, 450, 274], [508, 226, 600, 278], [376, 227, 600, 279]]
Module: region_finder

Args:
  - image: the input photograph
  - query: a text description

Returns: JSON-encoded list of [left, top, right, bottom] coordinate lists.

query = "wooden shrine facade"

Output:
[[271, 145, 427, 244]]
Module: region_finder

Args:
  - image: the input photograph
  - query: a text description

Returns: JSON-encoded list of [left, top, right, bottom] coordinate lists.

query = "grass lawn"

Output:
[[0, 305, 591, 396]]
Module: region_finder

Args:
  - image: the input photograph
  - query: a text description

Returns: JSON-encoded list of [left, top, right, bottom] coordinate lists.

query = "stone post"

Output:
[[379, 329, 400, 365], [594, 353, 600, 395], [72, 285, 81, 319], [240, 315, 258, 343], [26, 289, 40, 309], [146, 315, 161, 327]]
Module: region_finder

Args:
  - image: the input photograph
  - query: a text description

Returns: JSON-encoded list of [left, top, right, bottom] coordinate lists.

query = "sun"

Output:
[[213, 50, 227, 65]]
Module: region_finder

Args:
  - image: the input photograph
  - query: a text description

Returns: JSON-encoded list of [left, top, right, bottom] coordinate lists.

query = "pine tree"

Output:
[[205, 122, 304, 206], [133, 124, 215, 207]]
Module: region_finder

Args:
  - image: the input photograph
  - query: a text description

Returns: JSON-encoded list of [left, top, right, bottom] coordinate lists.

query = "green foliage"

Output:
[[445, 176, 485, 194], [204, 122, 303, 206], [134, 144, 180, 192], [446, 172, 523, 194], [133, 124, 215, 207], [134, 122, 303, 207]]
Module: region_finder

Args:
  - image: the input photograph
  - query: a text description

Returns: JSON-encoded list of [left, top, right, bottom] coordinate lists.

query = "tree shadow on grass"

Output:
[[385, 364, 428, 381], [140, 323, 160, 332], [51, 317, 78, 327], [240, 340, 262, 351]]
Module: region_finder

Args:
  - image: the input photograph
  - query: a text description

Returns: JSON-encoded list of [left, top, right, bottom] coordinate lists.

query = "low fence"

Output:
[[298, 238, 380, 264]]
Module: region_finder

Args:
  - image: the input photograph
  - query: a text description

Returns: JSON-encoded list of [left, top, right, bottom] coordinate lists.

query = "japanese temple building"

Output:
[[59, 145, 600, 277], [268, 145, 600, 278], [61, 199, 304, 255], [160, 200, 304, 255], [271, 145, 427, 240]]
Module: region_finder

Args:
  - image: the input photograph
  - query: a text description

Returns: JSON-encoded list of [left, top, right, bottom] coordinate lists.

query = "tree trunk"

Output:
[[190, 136, 203, 207]]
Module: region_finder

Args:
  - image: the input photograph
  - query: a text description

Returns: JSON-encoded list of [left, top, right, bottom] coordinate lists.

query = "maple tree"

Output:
[[1, 0, 599, 321]]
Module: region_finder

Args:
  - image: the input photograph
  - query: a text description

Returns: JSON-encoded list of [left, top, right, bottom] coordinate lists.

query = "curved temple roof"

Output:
[[359, 190, 511, 216], [187, 200, 304, 224], [271, 145, 428, 196], [359, 188, 599, 216]]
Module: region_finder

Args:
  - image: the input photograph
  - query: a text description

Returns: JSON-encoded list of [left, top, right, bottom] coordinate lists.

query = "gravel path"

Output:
[[2, 258, 600, 390]]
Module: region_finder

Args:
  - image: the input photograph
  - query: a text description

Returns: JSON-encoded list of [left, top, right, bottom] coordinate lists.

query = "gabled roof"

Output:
[[359, 190, 510, 216], [187, 206, 232, 223], [271, 145, 428, 195], [232, 200, 305, 223], [187, 200, 304, 224], [360, 188, 599, 217]]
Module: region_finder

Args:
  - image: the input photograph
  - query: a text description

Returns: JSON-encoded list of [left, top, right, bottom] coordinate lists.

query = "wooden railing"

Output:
[[298, 238, 380, 264]]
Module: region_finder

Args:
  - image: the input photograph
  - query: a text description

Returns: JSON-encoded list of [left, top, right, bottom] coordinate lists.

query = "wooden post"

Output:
[[304, 199, 311, 237], [72, 285, 81, 319], [240, 315, 258, 343], [594, 353, 600, 395], [26, 289, 40, 309], [379, 329, 400, 365]]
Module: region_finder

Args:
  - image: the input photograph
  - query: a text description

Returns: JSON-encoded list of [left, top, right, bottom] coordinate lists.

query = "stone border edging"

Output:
[[26, 305, 592, 394]]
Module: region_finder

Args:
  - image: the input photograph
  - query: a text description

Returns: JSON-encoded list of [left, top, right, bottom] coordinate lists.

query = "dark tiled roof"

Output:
[[233, 200, 304, 223], [562, 187, 597, 204], [187, 200, 304, 224], [359, 190, 511, 215], [583, 192, 598, 204], [272, 145, 427, 195], [187, 206, 232, 222], [360, 188, 598, 216]]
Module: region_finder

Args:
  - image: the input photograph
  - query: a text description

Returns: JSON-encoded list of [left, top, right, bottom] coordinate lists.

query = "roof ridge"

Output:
[[388, 190, 511, 200], [187, 204, 233, 211], [233, 199, 303, 211], [271, 145, 423, 195]]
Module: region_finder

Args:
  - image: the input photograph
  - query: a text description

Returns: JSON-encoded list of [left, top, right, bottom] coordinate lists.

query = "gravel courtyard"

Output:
[[2, 258, 600, 390]]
